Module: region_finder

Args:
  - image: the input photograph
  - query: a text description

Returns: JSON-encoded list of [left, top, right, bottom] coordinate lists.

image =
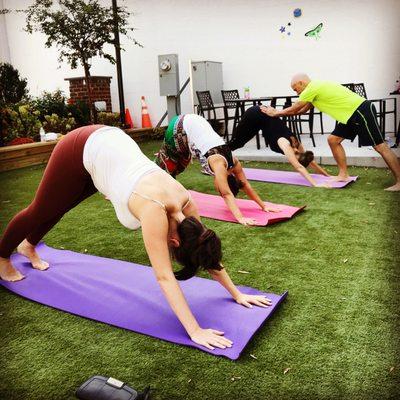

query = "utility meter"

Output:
[[160, 59, 171, 72], [158, 54, 181, 122], [158, 54, 179, 96]]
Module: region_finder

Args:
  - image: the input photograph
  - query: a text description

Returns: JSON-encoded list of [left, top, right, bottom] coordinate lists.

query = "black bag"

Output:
[[76, 375, 151, 400]]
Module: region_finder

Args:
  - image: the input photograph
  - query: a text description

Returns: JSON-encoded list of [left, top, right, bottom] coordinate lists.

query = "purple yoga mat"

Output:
[[189, 190, 305, 226], [0, 244, 287, 360], [243, 168, 358, 188]]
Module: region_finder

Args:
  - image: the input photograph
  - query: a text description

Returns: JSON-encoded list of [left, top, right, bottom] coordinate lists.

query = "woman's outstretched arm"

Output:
[[138, 205, 233, 350], [212, 159, 256, 225], [231, 161, 281, 212], [309, 160, 331, 176], [208, 266, 272, 308], [278, 138, 330, 187]]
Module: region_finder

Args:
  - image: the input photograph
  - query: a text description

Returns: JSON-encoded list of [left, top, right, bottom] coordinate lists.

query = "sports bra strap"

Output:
[[132, 191, 191, 212], [132, 191, 167, 211]]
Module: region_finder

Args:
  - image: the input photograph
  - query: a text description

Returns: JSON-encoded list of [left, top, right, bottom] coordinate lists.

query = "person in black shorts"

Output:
[[263, 74, 400, 191], [332, 100, 384, 146], [228, 106, 331, 188]]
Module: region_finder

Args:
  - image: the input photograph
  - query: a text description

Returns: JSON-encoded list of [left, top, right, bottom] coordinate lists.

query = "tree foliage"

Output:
[[2, 0, 140, 123], [24, 0, 140, 71]]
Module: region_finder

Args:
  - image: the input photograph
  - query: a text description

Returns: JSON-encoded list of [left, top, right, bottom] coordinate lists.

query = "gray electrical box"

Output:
[[190, 61, 223, 106], [158, 54, 180, 96]]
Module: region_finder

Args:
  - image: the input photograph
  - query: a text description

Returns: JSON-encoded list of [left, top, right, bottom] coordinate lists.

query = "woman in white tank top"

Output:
[[0, 125, 272, 351], [156, 114, 282, 225]]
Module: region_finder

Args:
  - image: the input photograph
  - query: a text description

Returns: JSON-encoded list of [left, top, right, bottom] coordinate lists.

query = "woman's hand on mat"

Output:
[[238, 217, 257, 226], [315, 183, 332, 188], [262, 205, 282, 213], [235, 293, 272, 308], [190, 327, 233, 350]]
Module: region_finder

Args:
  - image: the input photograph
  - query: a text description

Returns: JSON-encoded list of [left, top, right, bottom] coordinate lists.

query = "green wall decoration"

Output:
[[305, 23, 323, 40]]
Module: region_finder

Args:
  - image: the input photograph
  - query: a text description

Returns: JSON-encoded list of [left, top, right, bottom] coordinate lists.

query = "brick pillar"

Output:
[[65, 76, 112, 112]]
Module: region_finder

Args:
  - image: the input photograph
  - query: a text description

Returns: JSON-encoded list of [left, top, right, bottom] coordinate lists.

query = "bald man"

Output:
[[262, 73, 400, 191]]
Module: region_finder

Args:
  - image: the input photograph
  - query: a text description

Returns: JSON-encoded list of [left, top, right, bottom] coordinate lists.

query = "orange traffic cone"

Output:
[[141, 96, 152, 128], [125, 108, 134, 128]]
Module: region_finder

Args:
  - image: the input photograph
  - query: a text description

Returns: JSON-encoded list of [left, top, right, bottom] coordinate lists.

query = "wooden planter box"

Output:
[[0, 127, 165, 173], [0, 141, 59, 172]]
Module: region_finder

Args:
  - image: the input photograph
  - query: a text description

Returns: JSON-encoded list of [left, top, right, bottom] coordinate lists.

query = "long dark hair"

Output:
[[298, 151, 314, 168], [172, 217, 223, 280], [227, 174, 244, 197]]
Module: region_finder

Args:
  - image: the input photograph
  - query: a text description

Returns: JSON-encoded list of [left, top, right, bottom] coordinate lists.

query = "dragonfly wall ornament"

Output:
[[305, 23, 323, 40]]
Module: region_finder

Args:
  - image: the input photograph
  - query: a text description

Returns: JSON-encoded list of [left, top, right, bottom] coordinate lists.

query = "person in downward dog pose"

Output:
[[0, 125, 271, 350], [155, 114, 281, 226], [228, 105, 331, 188]]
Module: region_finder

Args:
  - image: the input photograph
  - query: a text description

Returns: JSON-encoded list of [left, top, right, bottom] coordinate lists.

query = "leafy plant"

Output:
[[1, 103, 42, 144], [33, 89, 69, 120], [67, 100, 91, 126], [97, 112, 122, 127], [0, 63, 29, 105], [42, 113, 76, 134], [33, 90, 91, 128]]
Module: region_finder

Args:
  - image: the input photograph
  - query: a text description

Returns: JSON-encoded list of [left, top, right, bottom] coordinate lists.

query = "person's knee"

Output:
[[328, 135, 341, 146]]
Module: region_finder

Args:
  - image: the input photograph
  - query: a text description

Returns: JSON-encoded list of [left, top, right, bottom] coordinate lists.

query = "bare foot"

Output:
[[17, 239, 49, 271], [384, 183, 400, 192], [0, 257, 25, 281], [329, 175, 350, 182]]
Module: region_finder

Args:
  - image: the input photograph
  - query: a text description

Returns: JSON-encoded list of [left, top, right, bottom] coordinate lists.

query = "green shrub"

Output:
[[42, 113, 76, 134], [97, 112, 122, 127], [33, 90, 92, 127], [67, 100, 91, 126], [1, 103, 42, 144], [33, 89, 68, 120], [0, 63, 29, 105]]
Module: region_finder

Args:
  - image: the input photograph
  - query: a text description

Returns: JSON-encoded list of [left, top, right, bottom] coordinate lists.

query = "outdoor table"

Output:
[[389, 91, 399, 146], [229, 95, 299, 126]]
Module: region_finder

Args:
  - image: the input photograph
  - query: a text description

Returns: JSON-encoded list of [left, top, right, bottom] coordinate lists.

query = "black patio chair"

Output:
[[352, 83, 397, 138], [221, 89, 241, 141], [343, 83, 397, 146], [196, 90, 225, 137]]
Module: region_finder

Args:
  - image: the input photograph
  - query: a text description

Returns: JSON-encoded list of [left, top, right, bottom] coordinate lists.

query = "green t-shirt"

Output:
[[299, 80, 365, 123]]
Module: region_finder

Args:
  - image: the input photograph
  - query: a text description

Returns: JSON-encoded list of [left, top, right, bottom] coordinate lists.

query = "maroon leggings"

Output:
[[0, 125, 104, 258]]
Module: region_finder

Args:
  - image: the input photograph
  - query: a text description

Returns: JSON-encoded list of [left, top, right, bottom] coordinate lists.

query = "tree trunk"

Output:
[[83, 63, 97, 123]]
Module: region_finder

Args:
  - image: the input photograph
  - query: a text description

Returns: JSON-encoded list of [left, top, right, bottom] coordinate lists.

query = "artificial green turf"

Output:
[[0, 140, 399, 400]]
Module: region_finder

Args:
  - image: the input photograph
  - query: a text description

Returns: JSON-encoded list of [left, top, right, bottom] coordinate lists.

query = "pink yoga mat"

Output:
[[243, 168, 358, 188], [189, 190, 305, 225], [1, 244, 287, 360]]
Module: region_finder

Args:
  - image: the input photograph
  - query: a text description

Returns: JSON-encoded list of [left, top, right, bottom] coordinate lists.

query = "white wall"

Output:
[[0, 0, 11, 62], [2, 0, 400, 131]]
